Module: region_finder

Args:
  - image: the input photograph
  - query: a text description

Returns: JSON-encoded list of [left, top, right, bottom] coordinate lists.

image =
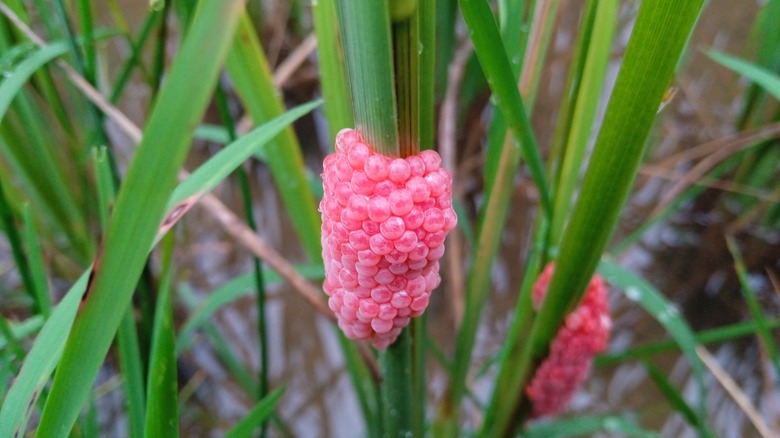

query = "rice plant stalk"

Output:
[[437, 2, 552, 431], [483, 0, 706, 434]]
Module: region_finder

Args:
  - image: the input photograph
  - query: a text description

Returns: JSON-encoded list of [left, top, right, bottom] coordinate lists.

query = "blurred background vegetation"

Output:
[[0, 0, 779, 436]]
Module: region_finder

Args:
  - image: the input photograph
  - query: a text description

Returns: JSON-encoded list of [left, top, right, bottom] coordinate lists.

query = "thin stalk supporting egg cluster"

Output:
[[319, 129, 457, 348]]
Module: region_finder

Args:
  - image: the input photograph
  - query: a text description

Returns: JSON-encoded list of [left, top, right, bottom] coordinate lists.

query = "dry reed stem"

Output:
[[235, 32, 317, 135], [645, 121, 780, 218], [198, 193, 332, 318], [727, 183, 780, 233], [266, 0, 293, 68], [756, 333, 780, 436], [638, 167, 771, 199], [273, 33, 317, 88], [439, 42, 473, 330], [518, 0, 557, 97], [696, 345, 774, 438]]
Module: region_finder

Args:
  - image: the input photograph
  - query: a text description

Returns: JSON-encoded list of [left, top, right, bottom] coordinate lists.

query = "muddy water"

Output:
[[90, 1, 780, 437]]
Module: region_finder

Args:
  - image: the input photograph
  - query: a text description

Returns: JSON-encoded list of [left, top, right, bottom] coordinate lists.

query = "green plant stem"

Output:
[[110, 11, 160, 103], [337, 333, 382, 437], [410, 316, 426, 437], [336, 0, 398, 154], [479, 217, 548, 436], [381, 330, 413, 438], [437, 125, 522, 434], [393, 15, 419, 157], [21, 206, 51, 316], [151, 1, 170, 96], [215, 84, 270, 436], [596, 317, 780, 366], [76, 0, 96, 84], [0, 179, 44, 314]]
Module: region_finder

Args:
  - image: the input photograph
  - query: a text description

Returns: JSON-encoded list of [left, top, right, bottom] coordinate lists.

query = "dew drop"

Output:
[[624, 287, 642, 302]]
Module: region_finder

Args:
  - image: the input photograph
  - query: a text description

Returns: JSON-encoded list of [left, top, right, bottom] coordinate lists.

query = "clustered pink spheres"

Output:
[[319, 129, 457, 349], [525, 263, 611, 418]]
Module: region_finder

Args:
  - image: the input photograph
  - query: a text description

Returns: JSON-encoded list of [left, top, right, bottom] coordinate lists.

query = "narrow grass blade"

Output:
[[170, 101, 319, 206], [0, 42, 69, 120], [440, 119, 527, 430], [311, 0, 354, 142], [0, 179, 45, 314], [176, 264, 324, 352], [22, 205, 51, 316], [162, 100, 321, 239], [480, 219, 548, 436], [36, 2, 245, 435], [143, 237, 178, 438], [91, 146, 115, 228], [523, 415, 661, 438], [597, 317, 780, 366], [0, 270, 89, 437], [726, 236, 780, 381], [0, 315, 44, 350], [224, 387, 284, 438], [214, 83, 267, 413], [109, 10, 161, 103], [598, 261, 707, 421], [337, 331, 381, 437], [0, 314, 25, 363], [643, 361, 714, 437], [457, 0, 551, 213], [76, 0, 96, 83], [548, 0, 618, 247], [707, 50, 780, 102]]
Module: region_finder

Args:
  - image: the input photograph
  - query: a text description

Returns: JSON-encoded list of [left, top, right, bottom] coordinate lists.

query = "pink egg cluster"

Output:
[[526, 263, 611, 418], [319, 129, 457, 349]]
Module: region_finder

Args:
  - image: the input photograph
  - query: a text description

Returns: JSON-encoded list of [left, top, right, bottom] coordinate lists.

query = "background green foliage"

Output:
[[0, 0, 778, 436]]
